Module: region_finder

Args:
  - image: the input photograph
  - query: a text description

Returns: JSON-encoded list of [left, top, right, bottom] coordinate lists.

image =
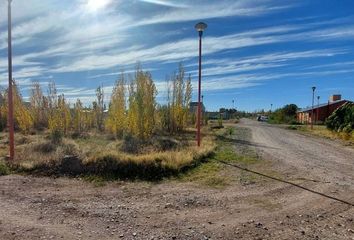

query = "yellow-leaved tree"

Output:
[[30, 81, 49, 129], [0, 90, 7, 131], [73, 99, 83, 134], [106, 72, 126, 138], [11, 81, 33, 134], [92, 86, 105, 131], [47, 81, 71, 140], [164, 63, 192, 134], [128, 65, 157, 139]]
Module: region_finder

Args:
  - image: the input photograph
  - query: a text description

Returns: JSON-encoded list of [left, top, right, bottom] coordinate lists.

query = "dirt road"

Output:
[[240, 119, 354, 188], [0, 120, 353, 239]]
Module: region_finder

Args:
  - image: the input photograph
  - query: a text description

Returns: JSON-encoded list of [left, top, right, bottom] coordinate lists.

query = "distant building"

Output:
[[297, 95, 352, 124], [189, 102, 205, 114]]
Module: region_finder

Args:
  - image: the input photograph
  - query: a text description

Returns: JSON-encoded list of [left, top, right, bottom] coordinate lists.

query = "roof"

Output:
[[190, 102, 205, 107], [297, 99, 350, 113]]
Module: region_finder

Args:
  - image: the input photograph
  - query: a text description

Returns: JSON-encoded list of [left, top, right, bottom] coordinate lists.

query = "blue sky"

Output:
[[0, 0, 354, 111]]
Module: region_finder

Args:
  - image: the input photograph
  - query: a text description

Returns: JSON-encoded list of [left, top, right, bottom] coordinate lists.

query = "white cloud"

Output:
[[136, 0, 292, 26], [138, 0, 189, 8], [187, 49, 347, 77], [1, 0, 354, 103]]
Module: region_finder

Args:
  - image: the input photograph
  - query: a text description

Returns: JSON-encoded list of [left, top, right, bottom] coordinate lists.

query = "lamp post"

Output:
[[195, 22, 207, 147], [232, 99, 235, 119], [7, 0, 15, 160], [317, 96, 320, 124], [311, 86, 316, 130], [270, 103, 273, 112]]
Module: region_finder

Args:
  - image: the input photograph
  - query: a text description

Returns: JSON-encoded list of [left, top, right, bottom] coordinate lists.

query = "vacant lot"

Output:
[[0, 120, 353, 240]]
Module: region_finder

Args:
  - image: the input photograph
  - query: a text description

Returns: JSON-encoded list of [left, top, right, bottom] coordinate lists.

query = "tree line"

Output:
[[0, 63, 194, 140]]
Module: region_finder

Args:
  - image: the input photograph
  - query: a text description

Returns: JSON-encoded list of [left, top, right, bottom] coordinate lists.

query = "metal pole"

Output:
[[7, 0, 15, 160], [197, 31, 202, 147], [317, 96, 320, 124], [311, 87, 316, 130]]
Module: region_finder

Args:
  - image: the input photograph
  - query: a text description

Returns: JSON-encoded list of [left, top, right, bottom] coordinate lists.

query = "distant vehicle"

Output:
[[257, 115, 268, 122]]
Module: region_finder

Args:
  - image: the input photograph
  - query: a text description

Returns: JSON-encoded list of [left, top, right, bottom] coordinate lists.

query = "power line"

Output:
[[219, 160, 354, 207]]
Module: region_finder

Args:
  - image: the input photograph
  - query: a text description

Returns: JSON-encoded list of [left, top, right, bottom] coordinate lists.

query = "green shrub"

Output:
[[269, 104, 298, 124], [326, 103, 354, 133], [0, 161, 9, 176], [226, 127, 235, 136], [287, 125, 299, 130]]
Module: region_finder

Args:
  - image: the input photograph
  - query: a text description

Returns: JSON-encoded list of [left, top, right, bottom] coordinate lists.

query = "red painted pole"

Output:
[[197, 31, 202, 147], [7, 0, 15, 160], [311, 86, 316, 130]]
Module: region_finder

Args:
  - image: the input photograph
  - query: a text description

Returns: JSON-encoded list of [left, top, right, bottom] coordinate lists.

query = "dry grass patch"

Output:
[[6, 129, 216, 180], [295, 125, 354, 145]]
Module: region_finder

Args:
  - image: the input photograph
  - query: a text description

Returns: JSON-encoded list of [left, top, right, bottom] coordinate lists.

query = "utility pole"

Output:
[[311, 86, 316, 130], [7, 0, 15, 160]]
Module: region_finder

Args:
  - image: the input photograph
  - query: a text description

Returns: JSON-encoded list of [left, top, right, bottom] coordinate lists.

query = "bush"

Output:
[[226, 127, 235, 136], [269, 104, 298, 124], [0, 161, 9, 176], [50, 129, 63, 144], [153, 137, 179, 151], [326, 102, 354, 133], [85, 154, 170, 180], [121, 134, 143, 154]]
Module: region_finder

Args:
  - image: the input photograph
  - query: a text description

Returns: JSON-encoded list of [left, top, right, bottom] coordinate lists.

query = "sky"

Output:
[[0, 0, 354, 112]]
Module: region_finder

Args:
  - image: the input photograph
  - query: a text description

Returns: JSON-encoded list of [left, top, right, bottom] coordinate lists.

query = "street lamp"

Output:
[[7, 0, 15, 160], [195, 22, 207, 147], [311, 86, 316, 130], [270, 103, 273, 112], [317, 96, 320, 124]]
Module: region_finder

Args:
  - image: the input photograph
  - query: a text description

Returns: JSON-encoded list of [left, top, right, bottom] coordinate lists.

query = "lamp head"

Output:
[[195, 22, 207, 35], [312, 86, 316, 91]]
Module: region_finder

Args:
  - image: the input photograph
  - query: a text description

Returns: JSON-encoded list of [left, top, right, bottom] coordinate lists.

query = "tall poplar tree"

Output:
[[106, 72, 126, 138]]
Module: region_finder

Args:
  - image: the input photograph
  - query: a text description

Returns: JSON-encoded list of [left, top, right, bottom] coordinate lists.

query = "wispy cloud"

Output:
[[136, 0, 293, 26], [138, 0, 188, 8], [1, 0, 354, 107]]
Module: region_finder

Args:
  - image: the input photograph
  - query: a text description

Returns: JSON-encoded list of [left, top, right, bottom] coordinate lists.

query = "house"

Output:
[[297, 95, 352, 124]]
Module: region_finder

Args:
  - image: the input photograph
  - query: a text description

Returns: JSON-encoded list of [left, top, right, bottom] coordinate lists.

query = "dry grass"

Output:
[[295, 125, 354, 145], [2, 129, 216, 180]]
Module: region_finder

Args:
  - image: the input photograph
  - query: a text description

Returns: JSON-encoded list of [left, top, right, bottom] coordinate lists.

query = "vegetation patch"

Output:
[[10, 131, 215, 180], [297, 125, 354, 144], [326, 102, 354, 134], [180, 126, 260, 188], [268, 104, 299, 124], [0, 160, 10, 176]]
